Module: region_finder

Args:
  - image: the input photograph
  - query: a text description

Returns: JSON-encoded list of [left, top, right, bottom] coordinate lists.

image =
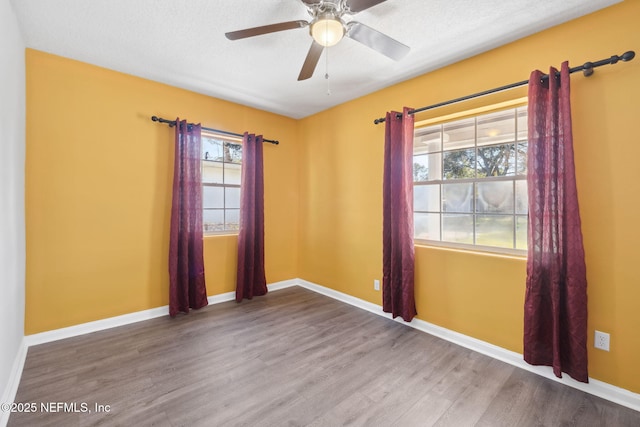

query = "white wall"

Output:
[[0, 0, 26, 416]]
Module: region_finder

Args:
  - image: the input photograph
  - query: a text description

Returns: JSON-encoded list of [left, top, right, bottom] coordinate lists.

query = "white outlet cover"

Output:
[[594, 330, 610, 351]]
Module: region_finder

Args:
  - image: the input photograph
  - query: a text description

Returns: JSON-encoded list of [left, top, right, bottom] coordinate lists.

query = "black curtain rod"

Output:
[[373, 50, 635, 125], [151, 116, 279, 145]]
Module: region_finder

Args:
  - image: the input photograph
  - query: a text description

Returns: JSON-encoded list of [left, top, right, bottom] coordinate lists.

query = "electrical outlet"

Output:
[[374, 279, 380, 291], [594, 330, 610, 351]]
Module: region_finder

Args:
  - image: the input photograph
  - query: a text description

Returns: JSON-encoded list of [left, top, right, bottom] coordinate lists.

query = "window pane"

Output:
[[203, 209, 224, 233], [203, 137, 224, 161], [476, 215, 514, 248], [413, 155, 428, 182], [516, 215, 528, 250], [517, 107, 528, 141], [414, 213, 440, 240], [477, 143, 516, 177], [477, 110, 516, 146], [224, 142, 242, 164], [413, 153, 442, 182], [442, 214, 474, 244], [443, 148, 475, 179], [202, 161, 223, 184], [517, 143, 528, 175], [225, 162, 242, 185], [225, 209, 240, 231], [443, 118, 475, 150], [203, 186, 224, 209], [476, 181, 514, 214], [414, 124, 442, 153], [225, 187, 241, 209], [414, 184, 440, 212], [443, 183, 473, 213], [515, 180, 528, 214]]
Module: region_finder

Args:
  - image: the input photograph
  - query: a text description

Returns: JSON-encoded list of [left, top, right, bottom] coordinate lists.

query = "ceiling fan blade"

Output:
[[346, 22, 409, 61], [298, 41, 324, 81], [347, 0, 387, 13], [300, 0, 322, 4], [225, 20, 308, 40]]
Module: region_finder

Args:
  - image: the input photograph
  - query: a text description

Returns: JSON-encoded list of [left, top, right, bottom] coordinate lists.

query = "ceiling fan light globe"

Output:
[[311, 17, 344, 47]]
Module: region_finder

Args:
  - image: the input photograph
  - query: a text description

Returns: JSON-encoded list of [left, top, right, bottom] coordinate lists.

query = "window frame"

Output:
[[201, 131, 243, 236], [412, 102, 528, 256]]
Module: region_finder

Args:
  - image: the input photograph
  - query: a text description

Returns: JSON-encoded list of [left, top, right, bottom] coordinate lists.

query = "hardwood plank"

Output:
[[8, 287, 640, 426]]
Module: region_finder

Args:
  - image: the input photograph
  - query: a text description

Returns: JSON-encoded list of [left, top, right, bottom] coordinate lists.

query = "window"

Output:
[[202, 132, 242, 234], [413, 106, 528, 252]]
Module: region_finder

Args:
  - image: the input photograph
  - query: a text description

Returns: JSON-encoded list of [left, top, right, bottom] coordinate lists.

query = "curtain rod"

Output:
[[151, 116, 279, 145], [373, 50, 635, 125]]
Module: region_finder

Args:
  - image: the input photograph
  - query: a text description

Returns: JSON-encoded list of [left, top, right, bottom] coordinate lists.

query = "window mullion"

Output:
[[473, 116, 478, 246], [512, 179, 517, 249]]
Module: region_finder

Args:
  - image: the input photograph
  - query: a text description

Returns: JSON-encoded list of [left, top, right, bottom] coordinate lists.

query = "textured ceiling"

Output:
[[10, 0, 621, 119]]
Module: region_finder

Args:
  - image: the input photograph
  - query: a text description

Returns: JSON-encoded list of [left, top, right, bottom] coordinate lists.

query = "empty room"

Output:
[[1, 0, 639, 425]]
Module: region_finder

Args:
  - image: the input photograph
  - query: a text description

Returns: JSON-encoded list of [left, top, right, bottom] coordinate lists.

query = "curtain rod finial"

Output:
[[621, 51, 635, 62]]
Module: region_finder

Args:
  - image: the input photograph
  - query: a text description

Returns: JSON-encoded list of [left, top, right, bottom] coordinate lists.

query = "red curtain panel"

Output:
[[236, 133, 267, 302], [169, 119, 208, 316], [524, 63, 589, 382], [383, 107, 417, 322]]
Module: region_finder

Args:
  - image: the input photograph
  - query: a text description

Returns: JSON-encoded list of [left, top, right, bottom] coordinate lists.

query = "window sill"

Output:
[[414, 239, 527, 260], [204, 232, 239, 238]]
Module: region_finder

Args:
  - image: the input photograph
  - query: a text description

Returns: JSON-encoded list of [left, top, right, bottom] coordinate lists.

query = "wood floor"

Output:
[[8, 287, 640, 426]]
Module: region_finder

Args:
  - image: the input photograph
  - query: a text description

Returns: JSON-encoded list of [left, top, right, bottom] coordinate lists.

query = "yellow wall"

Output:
[[298, 1, 640, 393], [25, 50, 299, 334], [25, 0, 640, 395]]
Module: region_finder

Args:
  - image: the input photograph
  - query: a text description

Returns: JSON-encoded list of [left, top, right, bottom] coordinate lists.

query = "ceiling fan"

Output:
[[225, 0, 410, 81]]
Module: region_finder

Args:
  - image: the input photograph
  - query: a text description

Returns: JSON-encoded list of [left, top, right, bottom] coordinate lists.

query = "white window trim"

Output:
[[413, 100, 529, 256], [201, 130, 243, 236]]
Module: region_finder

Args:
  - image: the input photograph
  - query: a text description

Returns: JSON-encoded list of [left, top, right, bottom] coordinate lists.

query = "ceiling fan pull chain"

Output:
[[326, 46, 331, 95]]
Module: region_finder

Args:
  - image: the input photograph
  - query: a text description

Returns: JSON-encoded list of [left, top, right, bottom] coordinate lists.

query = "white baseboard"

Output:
[[24, 279, 297, 347], [24, 305, 170, 347], [294, 278, 640, 413], [11, 278, 639, 415], [0, 338, 28, 427], [266, 278, 299, 292]]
